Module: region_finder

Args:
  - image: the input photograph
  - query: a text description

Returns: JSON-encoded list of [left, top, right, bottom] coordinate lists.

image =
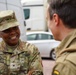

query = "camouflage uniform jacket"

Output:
[[0, 40, 43, 75], [52, 30, 76, 75]]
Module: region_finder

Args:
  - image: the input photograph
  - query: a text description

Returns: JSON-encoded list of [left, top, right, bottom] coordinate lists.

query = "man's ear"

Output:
[[53, 13, 60, 26]]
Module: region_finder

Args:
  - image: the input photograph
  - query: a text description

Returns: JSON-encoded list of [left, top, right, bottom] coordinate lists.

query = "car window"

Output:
[[27, 34, 38, 40], [38, 34, 54, 40], [51, 35, 54, 39]]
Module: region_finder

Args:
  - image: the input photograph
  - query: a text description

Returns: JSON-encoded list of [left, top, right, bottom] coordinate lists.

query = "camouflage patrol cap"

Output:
[[0, 10, 19, 31]]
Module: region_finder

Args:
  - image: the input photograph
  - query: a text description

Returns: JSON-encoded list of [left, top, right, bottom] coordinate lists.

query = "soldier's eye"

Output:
[[6, 18, 10, 21], [2, 29, 9, 33], [13, 26, 18, 30]]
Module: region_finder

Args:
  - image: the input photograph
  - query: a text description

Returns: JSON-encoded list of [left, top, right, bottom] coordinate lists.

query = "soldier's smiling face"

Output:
[[0, 26, 20, 46]]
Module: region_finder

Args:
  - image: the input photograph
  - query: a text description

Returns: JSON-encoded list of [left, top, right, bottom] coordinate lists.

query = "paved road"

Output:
[[42, 59, 55, 75]]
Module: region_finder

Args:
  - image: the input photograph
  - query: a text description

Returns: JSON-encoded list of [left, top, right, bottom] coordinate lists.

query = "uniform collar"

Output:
[[56, 29, 76, 58]]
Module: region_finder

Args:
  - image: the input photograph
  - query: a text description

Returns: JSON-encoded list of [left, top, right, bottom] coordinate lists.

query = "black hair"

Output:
[[48, 0, 76, 28]]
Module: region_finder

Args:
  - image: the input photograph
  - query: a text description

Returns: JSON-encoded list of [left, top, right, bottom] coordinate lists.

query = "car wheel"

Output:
[[50, 49, 56, 60]]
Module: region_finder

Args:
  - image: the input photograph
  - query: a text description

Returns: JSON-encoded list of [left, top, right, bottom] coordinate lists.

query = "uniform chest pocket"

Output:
[[9, 52, 29, 74], [0, 52, 30, 75]]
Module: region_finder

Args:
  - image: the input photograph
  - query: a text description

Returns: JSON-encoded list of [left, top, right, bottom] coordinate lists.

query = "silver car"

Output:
[[26, 31, 60, 60]]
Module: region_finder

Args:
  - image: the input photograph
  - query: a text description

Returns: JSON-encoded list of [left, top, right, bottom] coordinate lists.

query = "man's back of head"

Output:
[[48, 0, 76, 29]]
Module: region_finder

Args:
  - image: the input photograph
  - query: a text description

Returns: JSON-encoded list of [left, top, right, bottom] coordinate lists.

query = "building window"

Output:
[[23, 9, 30, 19]]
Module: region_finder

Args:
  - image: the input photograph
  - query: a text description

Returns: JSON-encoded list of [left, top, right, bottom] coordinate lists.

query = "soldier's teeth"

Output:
[[11, 36, 16, 39]]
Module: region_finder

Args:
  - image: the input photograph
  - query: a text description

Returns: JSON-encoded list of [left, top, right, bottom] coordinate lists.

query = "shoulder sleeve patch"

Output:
[[52, 70, 60, 75]]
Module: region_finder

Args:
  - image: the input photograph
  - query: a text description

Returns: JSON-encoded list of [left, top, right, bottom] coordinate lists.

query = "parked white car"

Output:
[[26, 31, 60, 60]]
